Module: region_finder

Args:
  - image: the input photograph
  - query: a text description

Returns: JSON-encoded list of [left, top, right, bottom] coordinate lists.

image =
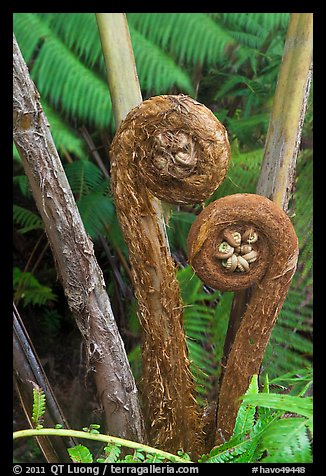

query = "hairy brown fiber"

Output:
[[110, 95, 230, 454], [187, 193, 299, 442]]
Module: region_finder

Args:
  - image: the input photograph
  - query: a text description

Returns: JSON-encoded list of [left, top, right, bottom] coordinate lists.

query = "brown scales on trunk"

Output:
[[110, 94, 230, 454], [187, 193, 299, 443]]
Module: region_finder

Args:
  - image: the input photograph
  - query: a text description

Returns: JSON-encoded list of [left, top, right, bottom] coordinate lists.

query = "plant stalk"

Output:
[[256, 13, 313, 209], [95, 14, 202, 454], [13, 34, 145, 444], [13, 304, 77, 462], [13, 429, 192, 463]]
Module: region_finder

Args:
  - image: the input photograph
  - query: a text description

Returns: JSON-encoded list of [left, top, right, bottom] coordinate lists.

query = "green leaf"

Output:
[[32, 386, 46, 427], [68, 445, 93, 463], [259, 418, 312, 463], [13, 205, 43, 234], [101, 444, 121, 463], [241, 393, 312, 419], [13, 267, 57, 307], [233, 375, 258, 437]]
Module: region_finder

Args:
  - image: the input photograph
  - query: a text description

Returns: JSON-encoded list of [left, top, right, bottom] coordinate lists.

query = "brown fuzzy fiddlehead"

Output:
[[110, 94, 230, 453], [187, 193, 299, 442]]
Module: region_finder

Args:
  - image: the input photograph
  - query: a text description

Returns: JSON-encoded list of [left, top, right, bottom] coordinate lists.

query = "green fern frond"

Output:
[[13, 13, 50, 64], [45, 13, 194, 95], [177, 266, 221, 401], [31, 385, 46, 428], [128, 13, 236, 67], [202, 434, 254, 463], [42, 102, 88, 160], [259, 417, 312, 463], [218, 13, 289, 37], [250, 13, 290, 30], [13, 267, 57, 307], [129, 26, 193, 94], [32, 35, 112, 128], [270, 368, 313, 397], [76, 192, 114, 239], [64, 159, 106, 197], [68, 445, 93, 463], [46, 13, 102, 68], [241, 393, 312, 419], [233, 375, 258, 437], [218, 13, 266, 40], [13, 205, 43, 234], [100, 444, 121, 463], [14, 13, 113, 129]]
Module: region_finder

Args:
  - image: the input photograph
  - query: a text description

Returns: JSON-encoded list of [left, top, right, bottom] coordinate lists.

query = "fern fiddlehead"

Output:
[[187, 193, 299, 442], [110, 94, 230, 454]]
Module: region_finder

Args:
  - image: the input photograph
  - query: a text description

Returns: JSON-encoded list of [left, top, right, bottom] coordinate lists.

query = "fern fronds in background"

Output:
[[13, 267, 57, 307]]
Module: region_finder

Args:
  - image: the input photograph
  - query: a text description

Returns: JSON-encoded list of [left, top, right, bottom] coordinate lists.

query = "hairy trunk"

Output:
[[96, 14, 204, 454]]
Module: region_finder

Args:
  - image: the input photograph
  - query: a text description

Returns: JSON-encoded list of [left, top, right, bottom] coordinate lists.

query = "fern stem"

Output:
[[13, 429, 192, 463], [96, 15, 205, 454], [256, 13, 313, 210], [13, 304, 76, 462], [95, 13, 142, 126]]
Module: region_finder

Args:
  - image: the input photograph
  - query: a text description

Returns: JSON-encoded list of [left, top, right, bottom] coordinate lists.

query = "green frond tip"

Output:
[[31, 384, 46, 428], [233, 374, 259, 437], [99, 443, 121, 463], [241, 393, 313, 419]]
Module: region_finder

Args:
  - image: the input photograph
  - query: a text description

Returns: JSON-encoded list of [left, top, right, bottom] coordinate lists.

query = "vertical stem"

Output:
[[96, 15, 202, 454], [13, 304, 77, 463], [256, 13, 313, 209], [95, 13, 142, 125], [95, 13, 170, 251], [13, 35, 145, 444]]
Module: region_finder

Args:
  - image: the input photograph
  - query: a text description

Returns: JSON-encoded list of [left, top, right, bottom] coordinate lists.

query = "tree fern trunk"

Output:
[[13, 34, 145, 444], [96, 14, 203, 454], [216, 13, 313, 443]]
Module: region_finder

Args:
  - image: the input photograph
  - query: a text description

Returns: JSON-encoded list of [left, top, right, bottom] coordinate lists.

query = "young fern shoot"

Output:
[[110, 94, 230, 454], [187, 193, 299, 442]]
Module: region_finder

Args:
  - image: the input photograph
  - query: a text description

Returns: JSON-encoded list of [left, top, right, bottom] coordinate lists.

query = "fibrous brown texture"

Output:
[[187, 193, 299, 442], [110, 94, 230, 454]]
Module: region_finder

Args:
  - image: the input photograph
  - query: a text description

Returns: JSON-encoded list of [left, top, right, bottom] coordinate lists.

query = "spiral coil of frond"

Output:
[[187, 193, 299, 441], [110, 94, 230, 454]]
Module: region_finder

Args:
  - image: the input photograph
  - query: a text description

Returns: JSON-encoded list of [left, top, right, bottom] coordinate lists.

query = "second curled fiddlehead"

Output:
[[187, 193, 299, 442], [110, 95, 230, 454]]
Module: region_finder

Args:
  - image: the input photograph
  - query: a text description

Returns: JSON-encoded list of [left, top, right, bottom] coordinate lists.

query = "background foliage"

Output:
[[13, 13, 312, 457]]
